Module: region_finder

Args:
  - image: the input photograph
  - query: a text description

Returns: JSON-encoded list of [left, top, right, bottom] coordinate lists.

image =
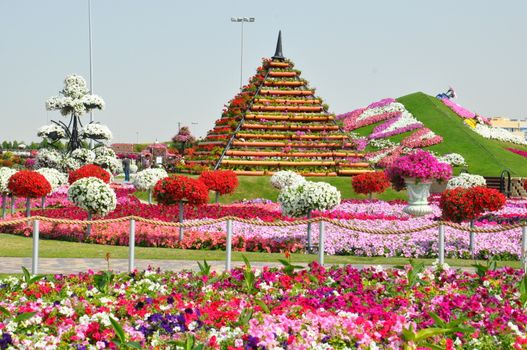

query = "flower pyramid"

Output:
[[189, 32, 371, 176]]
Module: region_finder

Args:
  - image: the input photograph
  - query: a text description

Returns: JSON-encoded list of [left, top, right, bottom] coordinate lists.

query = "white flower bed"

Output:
[[368, 139, 397, 150], [447, 173, 486, 189], [80, 123, 112, 141], [61, 157, 81, 172], [68, 177, 116, 216], [472, 124, 527, 145], [356, 102, 406, 122], [0, 167, 16, 194], [133, 168, 168, 191], [37, 124, 66, 140], [278, 181, 341, 217], [438, 153, 466, 167], [36, 168, 67, 192], [270, 171, 306, 190]]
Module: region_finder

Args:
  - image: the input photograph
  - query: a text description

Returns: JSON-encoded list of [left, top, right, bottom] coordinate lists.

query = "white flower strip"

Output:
[[133, 168, 168, 191], [270, 171, 306, 190], [378, 110, 422, 135], [36, 168, 68, 192], [438, 153, 466, 167], [447, 173, 486, 189], [356, 102, 405, 122], [68, 177, 117, 216], [472, 124, 527, 145], [0, 167, 16, 193]]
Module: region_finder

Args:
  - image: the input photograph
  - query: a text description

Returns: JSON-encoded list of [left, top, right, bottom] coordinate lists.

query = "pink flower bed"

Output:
[[506, 147, 527, 158]]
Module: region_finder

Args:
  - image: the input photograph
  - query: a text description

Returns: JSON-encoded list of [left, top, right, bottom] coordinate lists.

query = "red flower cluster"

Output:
[[352, 172, 390, 196], [439, 186, 506, 223], [8, 170, 51, 198], [68, 164, 111, 184], [199, 170, 239, 195], [153, 175, 209, 205]]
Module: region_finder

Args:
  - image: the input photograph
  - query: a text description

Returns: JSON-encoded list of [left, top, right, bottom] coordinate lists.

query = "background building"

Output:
[[489, 117, 527, 141]]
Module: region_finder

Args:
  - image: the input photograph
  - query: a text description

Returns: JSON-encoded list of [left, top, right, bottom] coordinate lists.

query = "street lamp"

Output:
[[230, 17, 255, 90], [88, 0, 94, 148]]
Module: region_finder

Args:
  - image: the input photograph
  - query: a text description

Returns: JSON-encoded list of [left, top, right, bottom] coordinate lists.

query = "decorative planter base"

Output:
[[403, 178, 433, 216]]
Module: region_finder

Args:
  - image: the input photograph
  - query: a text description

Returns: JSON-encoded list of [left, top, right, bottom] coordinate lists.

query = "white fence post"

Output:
[[32, 219, 39, 274], [318, 220, 325, 265], [128, 218, 136, 272], [225, 219, 232, 271], [178, 201, 184, 241], [522, 225, 527, 273], [306, 210, 312, 252], [438, 223, 445, 265]]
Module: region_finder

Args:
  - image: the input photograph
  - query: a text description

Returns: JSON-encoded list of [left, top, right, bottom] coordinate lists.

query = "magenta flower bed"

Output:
[[507, 147, 527, 158]]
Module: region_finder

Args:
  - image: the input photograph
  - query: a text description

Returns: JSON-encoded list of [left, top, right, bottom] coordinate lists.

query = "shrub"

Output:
[[68, 177, 117, 216], [278, 181, 341, 217], [352, 172, 390, 197], [68, 164, 111, 185], [199, 170, 239, 195], [8, 170, 52, 198], [439, 186, 506, 223], [270, 171, 305, 190], [133, 168, 168, 191], [153, 176, 209, 206]]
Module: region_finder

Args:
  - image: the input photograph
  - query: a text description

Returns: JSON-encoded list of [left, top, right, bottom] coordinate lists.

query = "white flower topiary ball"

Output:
[[68, 177, 117, 216], [270, 171, 306, 190], [278, 181, 341, 217], [133, 168, 168, 191]]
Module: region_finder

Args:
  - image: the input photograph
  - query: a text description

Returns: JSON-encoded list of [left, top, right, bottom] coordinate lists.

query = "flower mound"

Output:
[[154, 176, 209, 205], [7, 171, 51, 198], [68, 164, 111, 185], [440, 186, 506, 223], [0, 265, 527, 349], [68, 177, 117, 216], [447, 173, 486, 189], [278, 181, 341, 217], [270, 170, 306, 190], [0, 167, 16, 194], [352, 172, 390, 196], [199, 170, 239, 195], [386, 150, 452, 190], [133, 168, 168, 191]]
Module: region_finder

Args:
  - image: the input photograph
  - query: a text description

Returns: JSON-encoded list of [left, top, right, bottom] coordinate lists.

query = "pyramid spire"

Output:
[[272, 30, 284, 60]]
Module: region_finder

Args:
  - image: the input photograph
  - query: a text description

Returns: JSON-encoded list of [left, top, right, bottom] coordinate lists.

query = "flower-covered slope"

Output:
[[339, 92, 527, 176], [189, 52, 370, 176]]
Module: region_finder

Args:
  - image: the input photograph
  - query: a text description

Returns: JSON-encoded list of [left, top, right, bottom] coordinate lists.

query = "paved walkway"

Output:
[[0, 257, 328, 274]]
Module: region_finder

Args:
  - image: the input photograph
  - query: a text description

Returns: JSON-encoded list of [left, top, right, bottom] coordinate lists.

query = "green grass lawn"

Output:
[[0, 233, 521, 269], [135, 176, 407, 204], [398, 92, 527, 177]]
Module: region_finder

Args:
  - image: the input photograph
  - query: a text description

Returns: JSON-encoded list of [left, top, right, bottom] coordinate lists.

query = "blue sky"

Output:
[[1, 0, 526, 143]]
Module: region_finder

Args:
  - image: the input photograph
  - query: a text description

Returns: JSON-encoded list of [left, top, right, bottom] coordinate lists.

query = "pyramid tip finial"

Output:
[[272, 30, 284, 60]]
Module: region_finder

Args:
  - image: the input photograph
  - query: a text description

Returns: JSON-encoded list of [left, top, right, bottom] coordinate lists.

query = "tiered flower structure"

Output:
[[190, 43, 370, 176], [337, 98, 443, 167], [45, 74, 108, 152]]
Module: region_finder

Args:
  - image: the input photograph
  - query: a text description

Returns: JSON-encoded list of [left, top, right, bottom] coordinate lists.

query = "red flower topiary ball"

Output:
[[8, 170, 52, 198], [153, 175, 209, 205], [199, 170, 239, 195], [352, 172, 390, 196], [69, 164, 111, 185], [439, 186, 506, 223]]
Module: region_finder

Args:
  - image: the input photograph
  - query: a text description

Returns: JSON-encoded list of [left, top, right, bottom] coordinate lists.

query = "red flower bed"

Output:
[[352, 172, 390, 196], [439, 186, 506, 223], [199, 170, 239, 195], [154, 176, 209, 205], [68, 164, 111, 184], [8, 170, 51, 198]]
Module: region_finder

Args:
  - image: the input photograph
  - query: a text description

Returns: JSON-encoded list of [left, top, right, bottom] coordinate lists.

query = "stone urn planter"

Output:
[[430, 180, 448, 194], [403, 177, 433, 216]]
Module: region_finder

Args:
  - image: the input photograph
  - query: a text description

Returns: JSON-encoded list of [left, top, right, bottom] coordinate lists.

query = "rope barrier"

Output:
[[0, 215, 525, 234]]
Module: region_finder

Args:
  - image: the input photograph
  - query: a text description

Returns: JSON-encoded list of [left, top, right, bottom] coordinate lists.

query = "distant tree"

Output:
[[171, 126, 196, 154]]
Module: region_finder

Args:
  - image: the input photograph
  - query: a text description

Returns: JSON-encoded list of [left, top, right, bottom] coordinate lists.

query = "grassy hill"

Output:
[[396, 92, 527, 177]]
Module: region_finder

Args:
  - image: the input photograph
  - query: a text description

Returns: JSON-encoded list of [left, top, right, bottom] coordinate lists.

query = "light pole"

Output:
[[88, 0, 94, 148], [230, 17, 255, 90]]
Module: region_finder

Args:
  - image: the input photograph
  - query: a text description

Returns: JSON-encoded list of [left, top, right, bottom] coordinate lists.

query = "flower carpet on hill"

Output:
[[0, 264, 526, 349]]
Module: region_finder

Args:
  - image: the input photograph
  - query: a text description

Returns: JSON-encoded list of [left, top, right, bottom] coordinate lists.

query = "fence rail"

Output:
[[0, 215, 526, 274]]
